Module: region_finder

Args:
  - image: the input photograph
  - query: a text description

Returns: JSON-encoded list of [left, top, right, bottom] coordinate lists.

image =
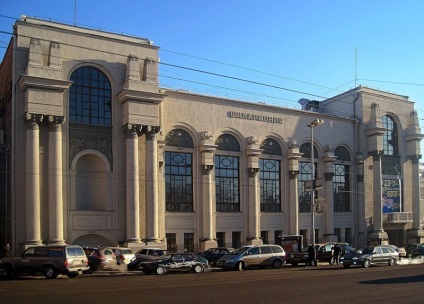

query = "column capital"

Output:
[[48, 115, 65, 131], [408, 154, 422, 165], [368, 150, 383, 161], [248, 168, 260, 177], [123, 123, 143, 139], [324, 172, 334, 181], [144, 126, 161, 140], [201, 165, 214, 175], [289, 170, 299, 179], [24, 113, 43, 130]]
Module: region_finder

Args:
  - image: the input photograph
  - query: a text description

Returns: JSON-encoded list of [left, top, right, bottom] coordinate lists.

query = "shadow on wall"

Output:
[[72, 234, 113, 247]]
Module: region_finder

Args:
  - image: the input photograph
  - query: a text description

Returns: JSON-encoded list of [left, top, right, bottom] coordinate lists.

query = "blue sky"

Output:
[[1, 1, 424, 148]]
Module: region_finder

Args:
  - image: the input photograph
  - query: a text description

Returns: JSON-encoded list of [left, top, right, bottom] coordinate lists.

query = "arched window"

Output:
[[165, 129, 194, 212], [69, 67, 112, 125], [215, 134, 240, 212], [260, 138, 282, 212], [333, 146, 351, 212], [382, 115, 399, 156]]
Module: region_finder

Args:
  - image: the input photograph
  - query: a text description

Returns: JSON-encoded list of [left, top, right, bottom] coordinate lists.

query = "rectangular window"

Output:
[[334, 228, 341, 242], [300, 229, 307, 247], [215, 155, 240, 212], [274, 230, 282, 244], [260, 159, 281, 212], [165, 152, 193, 212], [232, 231, 241, 249], [184, 233, 194, 252], [166, 233, 177, 253], [345, 228, 352, 244], [299, 162, 317, 213], [333, 164, 350, 212], [261, 231, 269, 244], [216, 232, 225, 247]]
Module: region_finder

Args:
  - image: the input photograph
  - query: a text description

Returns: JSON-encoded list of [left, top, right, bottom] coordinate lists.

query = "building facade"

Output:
[[0, 17, 423, 253]]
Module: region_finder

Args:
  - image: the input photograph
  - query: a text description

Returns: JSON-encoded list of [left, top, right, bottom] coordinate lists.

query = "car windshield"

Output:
[[231, 247, 250, 254], [359, 247, 374, 254]]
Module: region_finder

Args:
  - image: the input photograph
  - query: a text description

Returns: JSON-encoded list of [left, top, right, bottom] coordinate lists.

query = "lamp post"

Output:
[[307, 118, 324, 245]]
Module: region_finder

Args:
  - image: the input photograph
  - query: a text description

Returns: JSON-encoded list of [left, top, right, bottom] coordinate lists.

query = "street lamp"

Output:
[[307, 118, 324, 246]]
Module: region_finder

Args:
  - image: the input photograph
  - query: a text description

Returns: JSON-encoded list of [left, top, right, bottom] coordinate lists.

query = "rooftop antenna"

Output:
[[74, 0, 77, 25]]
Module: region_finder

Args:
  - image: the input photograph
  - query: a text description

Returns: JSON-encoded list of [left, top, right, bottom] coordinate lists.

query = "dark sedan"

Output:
[[198, 247, 235, 265], [341, 245, 399, 268], [138, 253, 209, 275], [411, 243, 424, 258]]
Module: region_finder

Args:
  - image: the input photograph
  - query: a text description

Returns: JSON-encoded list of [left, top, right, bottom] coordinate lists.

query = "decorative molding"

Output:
[[145, 126, 161, 141], [368, 150, 383, 160], [123, 123, 143, 139], [201, 165, 214, 175], [289, 170, 299, 179], [408, 154, 422, 165], [248, 167, 260, 177]]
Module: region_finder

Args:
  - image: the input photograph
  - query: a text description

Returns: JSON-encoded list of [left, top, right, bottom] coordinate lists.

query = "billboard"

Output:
[[382, 179, 401, 213]]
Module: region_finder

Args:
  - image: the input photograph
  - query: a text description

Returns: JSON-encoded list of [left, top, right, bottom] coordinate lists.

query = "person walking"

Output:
[[307, 245, 318, 267], [333, 243, 342, 265]]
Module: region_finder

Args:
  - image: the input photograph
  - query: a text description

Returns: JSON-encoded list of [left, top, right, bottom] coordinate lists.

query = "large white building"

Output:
[[0, 16, 423, 253]]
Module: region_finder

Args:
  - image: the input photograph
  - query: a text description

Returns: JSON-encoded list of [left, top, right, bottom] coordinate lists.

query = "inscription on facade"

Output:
[[228, 111, 283, 124]]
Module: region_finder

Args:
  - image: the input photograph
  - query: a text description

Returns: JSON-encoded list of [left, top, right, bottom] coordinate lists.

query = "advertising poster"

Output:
[[382, 179, 401, 213]]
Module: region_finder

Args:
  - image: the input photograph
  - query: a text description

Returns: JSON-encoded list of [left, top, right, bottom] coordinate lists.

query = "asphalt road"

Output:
[[1, 262, 423, 304]]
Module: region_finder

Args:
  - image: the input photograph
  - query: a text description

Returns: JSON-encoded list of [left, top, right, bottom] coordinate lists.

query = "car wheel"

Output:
[[83, 265, 94, 274], [236, 261, 244, 271], [272, 260, 282, 269], [43, 266, 58, 279], [388, 258, 396, 266], [67, 273, 79, 278], [194, 265, 204, 273], [156, 266, 166, 275], [362, 260, 371, 268], [343, 264, 350, 268], [1, 264, 14, 279]]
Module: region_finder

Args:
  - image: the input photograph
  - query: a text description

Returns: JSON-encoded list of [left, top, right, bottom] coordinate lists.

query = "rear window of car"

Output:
[[120, 249, 133, 254], [271, 246, 284, 253], [67, 247, 85, 257]]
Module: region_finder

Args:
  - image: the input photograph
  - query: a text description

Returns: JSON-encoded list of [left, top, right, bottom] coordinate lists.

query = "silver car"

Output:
[[216, 245, 285, 271], [341, 245, 399, 268]]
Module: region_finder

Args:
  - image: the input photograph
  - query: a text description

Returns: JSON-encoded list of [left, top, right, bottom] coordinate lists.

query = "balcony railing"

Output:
[[383, 212, 413, 223]]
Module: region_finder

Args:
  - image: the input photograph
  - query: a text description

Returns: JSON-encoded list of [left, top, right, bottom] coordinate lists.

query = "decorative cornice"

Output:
[[18, 74, 72, 92]]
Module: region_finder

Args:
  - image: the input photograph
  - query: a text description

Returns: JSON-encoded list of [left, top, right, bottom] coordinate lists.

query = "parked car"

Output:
[[410, 243, 424, 258], [0, 245, 89, 279], [388, 245, 406, 259], [198, 247, 235, 265], [340, 245, 399, 268], [216, 244, 285, 271], [128, 248, 167, 270], [82, 247, 116, 273], [316, 243, 356, 265], [138, 253, 208, 275], [109, 247, 136, 265], [403, 243, 420, 256]]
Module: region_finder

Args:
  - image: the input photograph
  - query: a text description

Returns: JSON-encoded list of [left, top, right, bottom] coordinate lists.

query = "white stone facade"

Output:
[[0, 16, 422, 253]]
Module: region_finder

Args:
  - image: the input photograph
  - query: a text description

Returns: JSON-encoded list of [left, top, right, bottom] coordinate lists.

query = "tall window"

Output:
[[165, 129, 194, 212], [166, 233, 177, 253], [215, 134, 240, 212], [299, 143, 318, 213], [260, 159, 281, 212], [184, 233, 194, 252], [382, 115, 401, 175], [232, 231, 241, 249], [216, 232, 225, 247], [334, 146, 351, 212], [260, 138, 282, 212], [69, 67, 111, 125]]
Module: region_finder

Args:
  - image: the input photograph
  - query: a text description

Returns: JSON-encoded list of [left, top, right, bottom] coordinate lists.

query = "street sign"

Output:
[[304, 178, 323, 191]]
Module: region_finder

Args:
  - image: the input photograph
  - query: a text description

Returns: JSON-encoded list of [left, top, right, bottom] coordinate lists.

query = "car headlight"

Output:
[[352, 257, 358, 260]]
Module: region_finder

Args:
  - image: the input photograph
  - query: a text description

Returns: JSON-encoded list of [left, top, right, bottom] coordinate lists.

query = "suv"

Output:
[[216, 245, 285, 271], [0, 245, 89, 279]]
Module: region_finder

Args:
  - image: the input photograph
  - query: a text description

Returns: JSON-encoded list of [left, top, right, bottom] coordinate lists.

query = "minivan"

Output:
[[216, 245, 285, 271], [0, 245, 89, 279]]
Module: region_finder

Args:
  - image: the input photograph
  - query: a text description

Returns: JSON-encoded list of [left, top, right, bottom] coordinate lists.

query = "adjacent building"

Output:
[[0, 16, 423, 253]]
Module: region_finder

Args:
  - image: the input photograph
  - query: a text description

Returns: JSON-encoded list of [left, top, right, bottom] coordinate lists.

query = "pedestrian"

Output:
[[307, 244, 318, 266], [333, 243, 342, 265]]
